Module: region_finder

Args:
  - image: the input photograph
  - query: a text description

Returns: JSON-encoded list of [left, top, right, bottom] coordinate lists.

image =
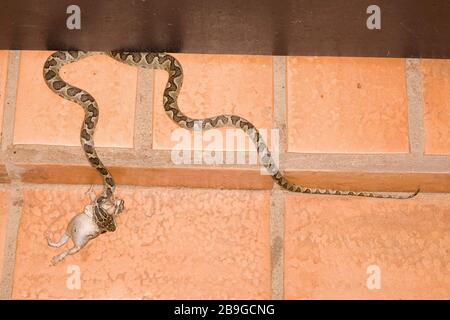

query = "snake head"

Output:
[[97, 198, 123, 232]]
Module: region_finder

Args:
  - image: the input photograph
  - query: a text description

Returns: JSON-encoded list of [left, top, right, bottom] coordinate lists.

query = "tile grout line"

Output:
[[405, 58, 425, 157], [0, 183, 23, 299], [273, 56, 287, 156], [1, 51, 19, 152], [270, 56, 287, 299], [134, 67, 154, 154], [269, 189, 285, 300], [1, 50, 23, 299], [10, 143, 450, 172]]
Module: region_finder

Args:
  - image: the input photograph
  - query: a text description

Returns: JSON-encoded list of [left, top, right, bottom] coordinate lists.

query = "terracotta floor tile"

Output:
[[285, 194, 450, 299], [0, 51, 8, 137], [18, 164, 273, 190], [287, 57, 409, 153], [153, 54, 273, 152], [13, 51, 137, 147], [12, 187, 271, 299], [422, 59, 450, 155], [0, 190, 9, 279]]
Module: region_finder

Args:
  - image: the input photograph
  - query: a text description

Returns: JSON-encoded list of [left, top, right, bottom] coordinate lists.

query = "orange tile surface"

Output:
[[0, 51, 8, 137], [422, 59, 450, 155], [13, 51, 137, 147], [153, 54, 273, 151], [287, 57, 409, 153], [18, 164, 273, 190], [0, 190, 9, 280], [12, 187, 271, 299], [285, 194, 450, 299], [283, 171, 450, 193]]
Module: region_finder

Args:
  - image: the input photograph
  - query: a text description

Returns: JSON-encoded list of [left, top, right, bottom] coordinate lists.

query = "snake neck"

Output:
[[43, 51, 116, 211]]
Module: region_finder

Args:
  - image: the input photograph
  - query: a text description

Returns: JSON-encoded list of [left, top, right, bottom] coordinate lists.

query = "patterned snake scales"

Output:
[[43, 51, 419, 262]]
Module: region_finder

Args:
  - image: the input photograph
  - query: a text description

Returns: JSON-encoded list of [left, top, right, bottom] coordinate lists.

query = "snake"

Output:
[[43, 51, 419, 230]]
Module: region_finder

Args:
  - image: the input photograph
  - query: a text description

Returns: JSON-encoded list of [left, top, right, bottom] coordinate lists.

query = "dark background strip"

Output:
[[0, 0, 449, 58]]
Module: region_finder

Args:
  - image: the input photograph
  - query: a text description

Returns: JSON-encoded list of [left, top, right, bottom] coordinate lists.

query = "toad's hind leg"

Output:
[[51, 245, 82, 265], [47, 233, 70, 248]]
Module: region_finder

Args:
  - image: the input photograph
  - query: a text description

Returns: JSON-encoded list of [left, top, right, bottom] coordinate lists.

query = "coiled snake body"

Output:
[[43, 51, 418, 263]]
